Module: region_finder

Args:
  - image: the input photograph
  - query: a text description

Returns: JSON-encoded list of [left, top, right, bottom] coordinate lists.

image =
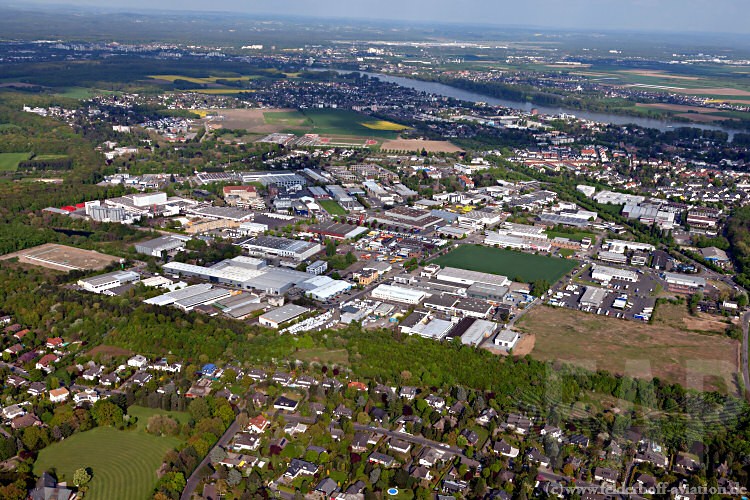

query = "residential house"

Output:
[[368, 452, 396, 467], [476, 407, 498, 426], [49, 387, 69, 403], [284, 458, 318, 479], [100, 372, 120, 387], [493, 439, 519, 458], [2, 404, 26, 420], [35, 354, 59, 373], [333, 404, 354, 419], [425, 394, 446, 410], [400, 386, 417, 400], [388, 439, 412, 454], [131, 371, 153, 386], [231, 433, 261, 452], [460, 429, 479, 446], [247, 415, 270, 434], [526, 448, 550, 468], [82, 365, 104, 381], [314, 478, 340, 498], [507, 413, 532, 435], [593, 467, 619, 485], [273, 396, 298, 412], [127, 354, 148, 368], [27, 382, 46, 397]]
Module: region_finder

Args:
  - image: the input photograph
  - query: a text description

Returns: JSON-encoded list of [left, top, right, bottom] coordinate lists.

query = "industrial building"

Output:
[[134, 235, 191, 257], [371, 284, 427, 305], [493, 329, 520, 350], [240, 172, 307, 189], [435, 267, 511, 288], [579, 286, 608, 308], [597, 251, 628, 265], [458, 319, 498, 347], [591, 265, 638, 283], [162, 257, 349, 298], [663, 272, 706, 291], [306, 261, 328, 275], [238, 236, 321, 262], [605, 239, 655, 254], [259, 304, 309, 329], [77, 270, 140, 294], [308, 222, 369, 240]]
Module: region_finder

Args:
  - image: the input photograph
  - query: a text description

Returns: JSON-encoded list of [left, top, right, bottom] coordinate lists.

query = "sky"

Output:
[[10, 0, 750, 34]]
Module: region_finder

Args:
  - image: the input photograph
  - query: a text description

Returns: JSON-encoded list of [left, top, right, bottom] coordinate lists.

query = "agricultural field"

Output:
[[33, 406, 187, 500], [204, 107, 407, 144], [0, 152, 30, 172], [360, 120, 409, 131], [433, 245, 577, 283], [319, 199, 347, 215], [52, 87, 118, 99], [297, 109, 406, 139], [516, 305, 740, 395], [380, 138, 463, 153]]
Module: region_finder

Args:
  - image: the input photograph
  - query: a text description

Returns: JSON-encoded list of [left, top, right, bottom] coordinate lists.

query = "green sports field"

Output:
[[33, 406, 187, 500], [0, 152, 30, 172], [433, 245, 577, 283], [319, 199, 347, 215]]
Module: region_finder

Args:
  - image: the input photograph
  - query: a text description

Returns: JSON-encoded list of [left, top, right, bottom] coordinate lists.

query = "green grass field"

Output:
[[0, 152, 30, 172], [301, 109, 402, 139], [433, 245, 577, 283], [319, 199, 347, 215], [34, 406, 187, 500], [545, 230, 595, 242]]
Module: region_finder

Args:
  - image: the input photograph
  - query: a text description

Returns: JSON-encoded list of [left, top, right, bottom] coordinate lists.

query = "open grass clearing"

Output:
[[319, 200, 347, 215], [433, 245, 577, 283], [517, 305, 740, 395], [0, 152, 30, 172], [294, 347, 350, 366], [34, 406, 185, 500], [652, 302, 731, 334]]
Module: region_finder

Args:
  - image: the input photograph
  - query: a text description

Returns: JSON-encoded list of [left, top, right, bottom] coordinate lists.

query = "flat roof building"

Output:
[[436, 266, 510, 288], [78, 270, 140, 294], [134, 235, 191, 257], [591, 265, 638, 283], [259, 304, 309, 329], [579, 286, 608, 308], [371, 284, 427, 305], [239, 236, 321, 262]]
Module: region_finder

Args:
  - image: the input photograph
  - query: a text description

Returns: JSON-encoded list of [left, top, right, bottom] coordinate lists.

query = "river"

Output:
[[328, 69, 739, 139]]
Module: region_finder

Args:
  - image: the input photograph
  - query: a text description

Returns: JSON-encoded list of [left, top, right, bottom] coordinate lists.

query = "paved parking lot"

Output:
[[550, 265, 659, 321]]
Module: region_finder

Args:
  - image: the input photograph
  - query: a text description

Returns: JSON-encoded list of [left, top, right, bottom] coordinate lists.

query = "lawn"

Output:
[[516, 305, 740, 395], [0, 152, 30, 172], [319, 200, 347, 215], [433, 245, 577, 283], [294, 347, 350, 366], [545, 230, 596, 242], [34, 406, 187, 500]]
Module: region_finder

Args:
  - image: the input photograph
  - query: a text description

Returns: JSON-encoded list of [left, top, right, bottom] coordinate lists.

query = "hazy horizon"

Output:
[[3, 0, 749, 36]]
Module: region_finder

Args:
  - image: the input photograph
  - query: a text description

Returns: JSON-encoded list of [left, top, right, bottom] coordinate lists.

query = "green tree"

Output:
[[91, 400, 124, 427], [73, 467, 92, 487]]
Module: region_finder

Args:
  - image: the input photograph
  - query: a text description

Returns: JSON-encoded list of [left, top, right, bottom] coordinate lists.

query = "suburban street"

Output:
[[742, 311, 750, 402], [181, 418, 241, 500]]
